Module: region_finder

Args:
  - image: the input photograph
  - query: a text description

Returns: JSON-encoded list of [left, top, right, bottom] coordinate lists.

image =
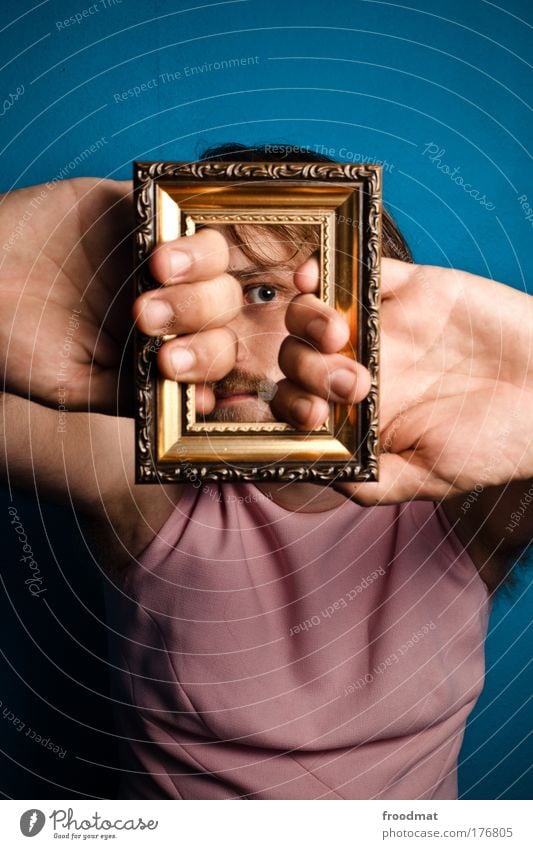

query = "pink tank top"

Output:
[[103, 482, 490, 800]]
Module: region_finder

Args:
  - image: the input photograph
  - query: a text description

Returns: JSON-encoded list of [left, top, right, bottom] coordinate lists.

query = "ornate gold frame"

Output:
[[134, 160, 381, 484]]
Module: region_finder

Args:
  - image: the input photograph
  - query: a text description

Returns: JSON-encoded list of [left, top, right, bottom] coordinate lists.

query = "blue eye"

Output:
[[244, 284, 278, 305]]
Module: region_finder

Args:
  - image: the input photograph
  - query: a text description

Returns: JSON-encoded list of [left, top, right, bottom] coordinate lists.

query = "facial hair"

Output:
[[202, 367, 278, 423]]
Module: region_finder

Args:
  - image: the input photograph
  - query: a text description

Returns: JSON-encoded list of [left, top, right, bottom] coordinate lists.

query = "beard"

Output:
[[202, 367, 278, 423]]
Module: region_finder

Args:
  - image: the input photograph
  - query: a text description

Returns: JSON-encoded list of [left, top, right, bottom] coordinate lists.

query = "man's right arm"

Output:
[[1, 392, 180, 560], [0, 177, 188, 560]]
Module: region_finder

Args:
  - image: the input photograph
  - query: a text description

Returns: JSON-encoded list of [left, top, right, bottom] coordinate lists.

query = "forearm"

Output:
[[445, 479, 533, 589], [1, 391, 133, 513], [481, 478, 533, 552], [1, 391, 183, 558]]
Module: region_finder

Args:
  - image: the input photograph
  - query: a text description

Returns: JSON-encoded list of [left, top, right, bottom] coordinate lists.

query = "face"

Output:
[[204, 225, 319, 423]]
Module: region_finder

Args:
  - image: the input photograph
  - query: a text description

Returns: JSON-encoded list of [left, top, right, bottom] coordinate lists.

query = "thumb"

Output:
[[293, 253, 320, 294]]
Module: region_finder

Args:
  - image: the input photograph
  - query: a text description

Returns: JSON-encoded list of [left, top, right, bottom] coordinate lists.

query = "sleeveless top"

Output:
[[103, 482, 490, 800]]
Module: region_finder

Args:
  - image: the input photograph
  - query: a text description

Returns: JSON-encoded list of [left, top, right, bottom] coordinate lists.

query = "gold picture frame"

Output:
[[134, 159, 381, 484]]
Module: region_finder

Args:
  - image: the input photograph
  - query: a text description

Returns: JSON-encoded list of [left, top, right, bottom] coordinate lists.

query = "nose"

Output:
[[225, 311, 253, 365]]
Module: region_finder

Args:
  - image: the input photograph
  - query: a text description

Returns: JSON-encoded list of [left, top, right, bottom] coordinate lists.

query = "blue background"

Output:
[[0, 0, 531, 799]]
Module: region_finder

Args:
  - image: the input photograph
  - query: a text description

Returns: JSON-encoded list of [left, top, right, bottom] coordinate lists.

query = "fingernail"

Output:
[[307, 317, 328, 342], [291, 397, 312, 424], [169, 250, 191, 278], [145, 299, 173, 331], [170, 346, 196, 375], [329, 368, 356, 398]]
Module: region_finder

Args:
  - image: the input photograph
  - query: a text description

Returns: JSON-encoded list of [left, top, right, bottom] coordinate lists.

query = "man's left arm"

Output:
[[280, 255, 533, 595], [443, 481, 533, 593]]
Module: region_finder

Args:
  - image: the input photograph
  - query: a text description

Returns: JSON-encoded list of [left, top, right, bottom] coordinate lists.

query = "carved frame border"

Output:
[[134, 160, 381, 485]]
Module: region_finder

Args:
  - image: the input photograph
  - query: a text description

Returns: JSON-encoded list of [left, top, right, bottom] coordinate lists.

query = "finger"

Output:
[[279, 336, 371, 404], [270, 378, 330, 430], [332, 452, 456, 505], [285, 293, 350, 354], [157, 327, 237, 383], [133, 272, 242, 335], [293, 254, 320, 294], [192, 383, 216, 415], [381, 257, 417, 299], [149, 227, 229, 285]]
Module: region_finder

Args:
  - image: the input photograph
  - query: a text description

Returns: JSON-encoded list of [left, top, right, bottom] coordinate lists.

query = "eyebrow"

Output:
[[228, 264, 297, 283]]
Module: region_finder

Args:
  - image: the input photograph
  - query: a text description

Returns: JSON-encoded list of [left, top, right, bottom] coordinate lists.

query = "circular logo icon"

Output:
[[20, 809, 46, 837]]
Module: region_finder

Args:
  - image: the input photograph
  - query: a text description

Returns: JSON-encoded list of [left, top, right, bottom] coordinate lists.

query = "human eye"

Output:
[[243, 283, 283, 305]]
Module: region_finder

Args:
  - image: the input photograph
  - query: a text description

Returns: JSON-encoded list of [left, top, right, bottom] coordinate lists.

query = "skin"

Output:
[[136, 225, 369, 426], [1, 177, 533, 588]]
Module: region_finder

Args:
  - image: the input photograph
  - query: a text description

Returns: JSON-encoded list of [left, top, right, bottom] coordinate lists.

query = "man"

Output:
[[1, 144, 532, 799]]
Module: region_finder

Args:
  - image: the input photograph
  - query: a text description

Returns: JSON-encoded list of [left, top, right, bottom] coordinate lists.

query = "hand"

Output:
[[270, 255, 372, 426], [134, 228, 372, 418], [334, 260, 533, 505], [134, 227, 242, 415], [1, 178, 133, 412]]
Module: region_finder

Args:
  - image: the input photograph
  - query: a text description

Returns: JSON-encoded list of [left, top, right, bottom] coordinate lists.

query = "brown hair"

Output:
[[224, 222, 321, 268], [199, 142, 413, 263]]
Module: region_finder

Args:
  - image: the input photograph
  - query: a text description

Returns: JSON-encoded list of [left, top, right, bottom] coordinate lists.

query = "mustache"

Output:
[[210, 368, 278, 401]]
